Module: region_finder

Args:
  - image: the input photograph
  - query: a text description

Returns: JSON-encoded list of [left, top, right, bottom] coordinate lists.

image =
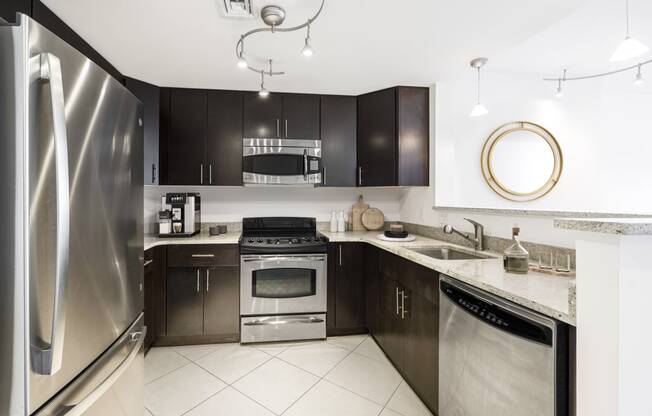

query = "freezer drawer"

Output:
[[35, 314, 145, 416]]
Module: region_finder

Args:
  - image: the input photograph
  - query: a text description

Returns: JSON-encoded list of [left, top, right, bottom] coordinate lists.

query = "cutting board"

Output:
[[351, 195, 369, 231], [361, 207, 385, 231]]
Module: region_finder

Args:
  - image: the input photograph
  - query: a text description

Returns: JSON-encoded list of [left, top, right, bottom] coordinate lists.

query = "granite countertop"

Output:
[[554, 217, 652, 235], [145, 231, 241, 250], [144, 229, 575, 325], [322, 231, 575, 325]]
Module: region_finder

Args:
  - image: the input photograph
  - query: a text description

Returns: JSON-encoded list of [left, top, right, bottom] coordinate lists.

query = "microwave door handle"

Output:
[[31, 53, 70, 376]]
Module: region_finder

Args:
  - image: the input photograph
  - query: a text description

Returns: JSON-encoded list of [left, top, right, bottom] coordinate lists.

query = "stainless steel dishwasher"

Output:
[[439, 275, 569, 416]]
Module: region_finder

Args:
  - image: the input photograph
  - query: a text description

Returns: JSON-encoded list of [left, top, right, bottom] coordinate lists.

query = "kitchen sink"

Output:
[[408, 246, 492, 260]]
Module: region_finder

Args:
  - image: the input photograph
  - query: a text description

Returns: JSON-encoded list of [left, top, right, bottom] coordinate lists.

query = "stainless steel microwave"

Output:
[[242, 138, 322, 185]]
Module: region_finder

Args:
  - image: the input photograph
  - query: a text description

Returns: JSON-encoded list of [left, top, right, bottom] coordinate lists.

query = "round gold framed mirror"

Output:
[[481, 121, 563, 202]]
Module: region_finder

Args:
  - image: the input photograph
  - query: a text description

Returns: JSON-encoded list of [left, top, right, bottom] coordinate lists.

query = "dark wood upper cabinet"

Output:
[[357, 86, 429, 186], [320, 95, 357, 187], [357, 88, 397, 186], [282, 94, 320, 140], [125, 77, 160, 185], [166, 89, 207, 185], [0, 0, 30, 23], [243, 92, 282, 138], [207, 90, 243, 186], [397, 87, 429, 186]]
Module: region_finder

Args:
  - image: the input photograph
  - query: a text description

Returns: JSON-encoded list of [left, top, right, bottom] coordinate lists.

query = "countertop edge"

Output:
[[554, 217, 652, 235], [144, 231, 575, 326]]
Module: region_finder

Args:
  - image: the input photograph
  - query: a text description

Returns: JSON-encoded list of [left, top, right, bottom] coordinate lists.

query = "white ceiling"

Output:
[[41, 0, 605, 94]]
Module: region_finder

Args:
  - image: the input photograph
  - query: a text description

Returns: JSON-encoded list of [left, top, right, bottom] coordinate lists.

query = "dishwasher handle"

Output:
[[440, 278, 554, 346]]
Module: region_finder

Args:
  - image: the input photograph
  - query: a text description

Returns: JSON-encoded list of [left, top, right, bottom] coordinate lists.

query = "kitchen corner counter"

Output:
[[322, 231, 576, 325], [554, 217, 652, 235], [144, 231, 241, 251]]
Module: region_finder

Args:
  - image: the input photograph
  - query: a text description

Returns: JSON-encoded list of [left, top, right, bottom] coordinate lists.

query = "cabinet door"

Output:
[[357, 88, 397, 186], [335, 243, 366, 330], [404, 292, 438, 413], [320, 95, 357, 186], [381, 274, 405, 369], [1, 0, 30, 24], [125, 78, 160, 185], [282, 94, 320, 140], [144, 252, 156, 350], [243, 92, 282, 138], [364, 244, 382, 338], [203, 266, 240, 339], [166, 267, 204, 336], [166, 89, 207, 185], [397, 87, 429, 186], [206, 91, 243, 185]]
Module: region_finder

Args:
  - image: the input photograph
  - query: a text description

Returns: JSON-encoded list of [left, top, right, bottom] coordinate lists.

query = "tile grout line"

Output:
[[144, 349, 192, 386]]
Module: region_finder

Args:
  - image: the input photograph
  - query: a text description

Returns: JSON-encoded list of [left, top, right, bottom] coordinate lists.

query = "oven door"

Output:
[[242, 139, 322, 185], [240, 254, 327, 315]]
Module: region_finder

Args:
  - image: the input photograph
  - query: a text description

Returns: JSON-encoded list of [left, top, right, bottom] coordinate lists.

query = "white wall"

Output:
[[145, 186, 402, 232], [433, 71, 652, 215]]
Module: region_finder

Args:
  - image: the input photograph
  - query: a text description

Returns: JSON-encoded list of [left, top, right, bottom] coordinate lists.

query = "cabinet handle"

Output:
[[151, 163, 156, 184], [143, 259, 153, 267], [206, 269, 210, 292], [192, 254, 215, 258], [401, 290, 408, 319], [395, 286, 400, 315], [196, 270, 200, 293], [200, 164, 204, 185], [358, 166, 362, 186], [322, 166, 326, 186], [338, 245, 342, 267], [276, 119, 280, 138], [285, 119, 288, 138], [209, 163, 213, 185]]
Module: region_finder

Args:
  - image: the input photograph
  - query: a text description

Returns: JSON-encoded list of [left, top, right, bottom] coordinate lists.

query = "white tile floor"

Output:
[[144, 334, 432, 416]]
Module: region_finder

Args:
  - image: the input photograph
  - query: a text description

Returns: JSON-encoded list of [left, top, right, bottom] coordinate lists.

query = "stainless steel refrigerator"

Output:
[[0, 14, 145, 416]]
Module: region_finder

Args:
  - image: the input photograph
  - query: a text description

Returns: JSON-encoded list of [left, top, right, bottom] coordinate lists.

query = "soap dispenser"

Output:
[[503, 226, 529, 274]]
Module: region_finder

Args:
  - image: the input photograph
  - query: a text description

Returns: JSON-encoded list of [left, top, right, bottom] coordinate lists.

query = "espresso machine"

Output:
[[159, 193, 201, 237]]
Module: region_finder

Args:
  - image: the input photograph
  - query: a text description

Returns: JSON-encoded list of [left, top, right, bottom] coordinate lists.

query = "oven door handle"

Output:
[[303, 149, 308, 180], [241, 255, 326, 263], [243, 316, 325, 326]]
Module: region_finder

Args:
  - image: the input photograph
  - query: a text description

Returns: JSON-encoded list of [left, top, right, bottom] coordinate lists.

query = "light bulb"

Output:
[[635, 72, 645, 85], [556, 86, 564, 98], [258, 87, 269, 97], [301, 38, 314, 57], [610, 36, 650, 62], [237, 56, 248, 69], [469, 103, 488, 117]]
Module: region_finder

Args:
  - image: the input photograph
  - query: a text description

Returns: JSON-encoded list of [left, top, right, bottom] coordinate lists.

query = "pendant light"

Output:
[[556, 69, 566, 98], [469, 58, 489, 117], [634, 64, 645, 84], [258, 71, 269, 97], [301, 21, 315, 57], [610, 0, 649, 62], [237, 38, 248, 68]]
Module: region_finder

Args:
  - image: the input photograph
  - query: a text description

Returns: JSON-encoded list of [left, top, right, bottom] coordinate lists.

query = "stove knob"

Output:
[[257, 239, 263, 243], [274, 239, 280, 244], [248, 239, 254, 243]]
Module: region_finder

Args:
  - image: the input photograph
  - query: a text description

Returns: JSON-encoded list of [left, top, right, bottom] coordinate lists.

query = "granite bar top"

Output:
[[144, 229, 575, 325], [554, 217, 652, 235]]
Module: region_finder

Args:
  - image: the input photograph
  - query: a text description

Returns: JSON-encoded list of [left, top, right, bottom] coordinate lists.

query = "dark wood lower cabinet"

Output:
[[203, 266, 240, 340], [327, 243, 367, 335], [166, 267, 205, 337]]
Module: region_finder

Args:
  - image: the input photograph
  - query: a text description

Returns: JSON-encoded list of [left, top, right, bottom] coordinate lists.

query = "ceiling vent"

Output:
[[220, 0, 255, 18]]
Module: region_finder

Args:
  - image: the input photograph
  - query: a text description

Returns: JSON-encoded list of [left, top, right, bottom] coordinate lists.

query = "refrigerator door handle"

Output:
[[61, 327, 146, 416], [32, 52, 71, 376]]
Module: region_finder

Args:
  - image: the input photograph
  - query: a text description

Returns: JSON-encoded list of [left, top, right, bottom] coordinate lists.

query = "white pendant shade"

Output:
[[610, 36, 649, 62], [469, 103, 488, 117]]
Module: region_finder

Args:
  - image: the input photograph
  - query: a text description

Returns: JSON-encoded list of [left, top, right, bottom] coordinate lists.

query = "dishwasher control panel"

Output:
[[440, 280, 553, 346]]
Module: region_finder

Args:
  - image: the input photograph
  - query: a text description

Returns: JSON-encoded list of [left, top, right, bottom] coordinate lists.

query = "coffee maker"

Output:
[[159, 193, 201, 237]]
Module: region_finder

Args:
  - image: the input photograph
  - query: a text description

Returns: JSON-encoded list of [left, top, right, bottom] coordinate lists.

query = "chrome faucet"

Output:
[[443, 218, 485, 251]]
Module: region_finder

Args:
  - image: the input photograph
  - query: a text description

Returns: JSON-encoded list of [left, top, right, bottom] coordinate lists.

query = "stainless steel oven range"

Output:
[[239, 217, 329, 343], [242, 138, 322, 186]]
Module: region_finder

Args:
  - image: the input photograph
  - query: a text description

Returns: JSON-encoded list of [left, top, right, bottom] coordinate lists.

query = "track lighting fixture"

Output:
[[301, 22, 315, 57], [634, 64, 645, 85]]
